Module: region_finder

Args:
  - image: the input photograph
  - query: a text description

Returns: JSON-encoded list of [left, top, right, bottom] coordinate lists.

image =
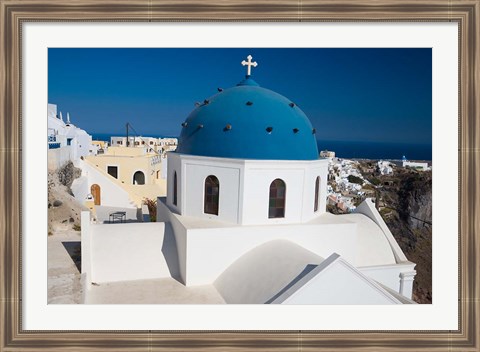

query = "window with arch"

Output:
[[204, 175, 219, 215], [173, 171, 178, 206], [133, 171, 145, 185], [314, 176, 320, 212], [269, 179, 286, 218]]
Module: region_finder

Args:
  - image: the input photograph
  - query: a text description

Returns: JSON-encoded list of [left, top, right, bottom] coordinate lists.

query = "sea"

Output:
[[91, 133, 432, 161]]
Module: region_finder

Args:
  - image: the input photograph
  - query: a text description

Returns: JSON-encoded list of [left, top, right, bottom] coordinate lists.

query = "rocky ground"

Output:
[[379, 170, 432, 304], [356, 162, 433, 304], [48, 162, 85, 303], [48, 161, 85, 234], [48, 223, 82, 303]]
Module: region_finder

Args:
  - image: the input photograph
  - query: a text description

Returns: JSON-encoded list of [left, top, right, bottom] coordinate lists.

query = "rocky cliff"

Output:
[[377, 169, 432, 304], [48, 162, 86, 235]]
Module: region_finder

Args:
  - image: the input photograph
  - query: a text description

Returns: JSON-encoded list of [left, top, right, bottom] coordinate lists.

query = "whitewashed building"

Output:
[[81, 56, 417, 304], [110, 136, 177, 154], [319, 150, 335, 159], [402, 155, 430, 171], [47, 103, 94, 169], [378, 160, 394, 175]]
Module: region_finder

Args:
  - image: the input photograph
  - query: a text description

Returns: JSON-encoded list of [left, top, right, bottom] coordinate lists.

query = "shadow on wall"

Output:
[[162, 222, 182, 284], [62, 241, 81, 273], [264, 264, 318, 304]]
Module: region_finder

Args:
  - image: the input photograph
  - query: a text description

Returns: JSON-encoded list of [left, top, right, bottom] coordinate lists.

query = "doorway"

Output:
[[91, 184, 101, 205]]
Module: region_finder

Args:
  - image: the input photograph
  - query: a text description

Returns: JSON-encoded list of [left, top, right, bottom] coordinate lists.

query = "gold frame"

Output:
[[1, 0, 479, 350]]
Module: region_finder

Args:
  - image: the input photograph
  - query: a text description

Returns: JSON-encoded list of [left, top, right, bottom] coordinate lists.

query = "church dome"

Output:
[[176, 57, 319, 160]]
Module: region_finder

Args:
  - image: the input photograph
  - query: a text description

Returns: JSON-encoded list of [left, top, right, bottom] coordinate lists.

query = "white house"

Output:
[[402, 155, 430, 171], [378, 160, 394, 175], [47, 103, 94, 169], [319, 150, 335, 159], [110, 136, 177, 155]]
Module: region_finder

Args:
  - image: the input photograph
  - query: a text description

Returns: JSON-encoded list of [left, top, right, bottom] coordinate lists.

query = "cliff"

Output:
[[48, 161, 86, 235], [376, 169, 432, 304]]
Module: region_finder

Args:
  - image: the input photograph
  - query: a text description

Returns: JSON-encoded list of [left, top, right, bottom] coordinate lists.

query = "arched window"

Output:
[[133, 171, 145, 185], [173, 171, 178, 206], [204, 175, 219, 215], [314, 176, 320, 212], [269, 179, 286, 218]]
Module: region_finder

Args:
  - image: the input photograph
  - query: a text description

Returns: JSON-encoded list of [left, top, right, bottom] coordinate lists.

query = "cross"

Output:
[[241, 55, 258, 76]]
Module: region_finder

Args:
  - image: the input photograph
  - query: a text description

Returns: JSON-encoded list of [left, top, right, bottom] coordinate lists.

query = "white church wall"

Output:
[[181, 222, 358, 286], [166, 153, 183, 212], [241, 166, 305, 224], [359, 262, 416, 298], [344, 213, 397, 267], [167, 153, 329, 226], [80, 211, 92, 296], [317, 163, 329, 217], [89, 222, 169, 283], [355, 199, 408, 263], [399, 270, 417, 298], [214, 240, 324, 304], [298, 163, 328, 221], [169, 154, 244, 224], [183, 161, 242, 223], [275, 254, 402, 305], [241, 159, 329, 225]]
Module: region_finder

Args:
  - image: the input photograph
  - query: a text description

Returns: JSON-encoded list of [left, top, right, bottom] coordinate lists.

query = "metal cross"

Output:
[[241, 55, 258, 76]]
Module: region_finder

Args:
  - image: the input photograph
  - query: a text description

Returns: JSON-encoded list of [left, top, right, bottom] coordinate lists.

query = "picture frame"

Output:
[[1, 0, 479, 350]]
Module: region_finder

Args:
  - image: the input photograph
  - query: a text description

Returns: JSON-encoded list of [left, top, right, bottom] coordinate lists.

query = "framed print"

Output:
[[1, 0, 479, 351]]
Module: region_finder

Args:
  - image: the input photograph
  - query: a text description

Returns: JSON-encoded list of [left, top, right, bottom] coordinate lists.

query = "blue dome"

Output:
[[176, 77, 319, 160]]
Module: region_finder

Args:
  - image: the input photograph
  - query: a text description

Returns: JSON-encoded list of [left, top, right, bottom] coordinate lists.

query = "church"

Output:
[[81, 55, 417, 304]]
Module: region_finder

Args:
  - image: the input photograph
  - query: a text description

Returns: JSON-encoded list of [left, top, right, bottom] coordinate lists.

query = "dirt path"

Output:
[[48, 224, 83, 304]]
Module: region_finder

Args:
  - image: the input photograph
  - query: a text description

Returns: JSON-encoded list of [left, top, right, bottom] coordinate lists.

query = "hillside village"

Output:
[[322, 151, 430, 214], [321, 152, 432, 303]]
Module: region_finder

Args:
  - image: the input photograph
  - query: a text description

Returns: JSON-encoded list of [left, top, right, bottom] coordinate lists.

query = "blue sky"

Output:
[[48, 48, 432, 145]]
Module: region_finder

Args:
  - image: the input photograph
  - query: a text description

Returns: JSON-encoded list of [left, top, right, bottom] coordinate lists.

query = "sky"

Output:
[[48, 48, 432, 145]]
